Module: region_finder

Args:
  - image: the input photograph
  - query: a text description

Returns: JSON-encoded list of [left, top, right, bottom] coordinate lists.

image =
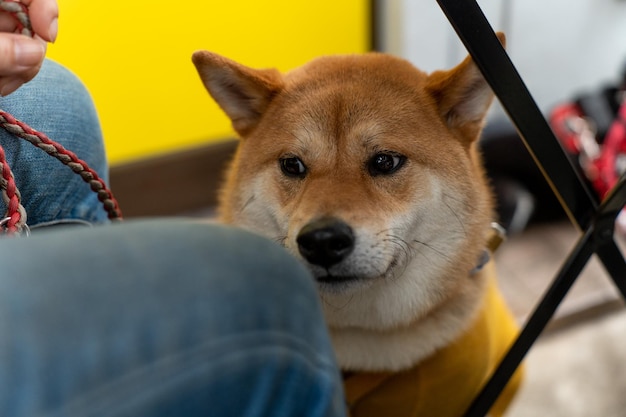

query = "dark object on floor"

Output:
[[480, 118, 565, 233]]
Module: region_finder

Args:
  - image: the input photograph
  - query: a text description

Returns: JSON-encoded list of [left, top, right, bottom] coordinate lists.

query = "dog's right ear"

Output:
[[192, 51, 285, 136], [424, 32, 506, 145]]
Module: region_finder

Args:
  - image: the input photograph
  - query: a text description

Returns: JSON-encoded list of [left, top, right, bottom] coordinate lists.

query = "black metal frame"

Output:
[[434, 1, 626, 416]]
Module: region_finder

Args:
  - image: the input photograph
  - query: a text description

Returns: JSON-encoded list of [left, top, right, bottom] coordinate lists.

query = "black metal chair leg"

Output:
[[597, 242, 626, 299], [434, 1, 626, 416], [594, 175, 626, 299]]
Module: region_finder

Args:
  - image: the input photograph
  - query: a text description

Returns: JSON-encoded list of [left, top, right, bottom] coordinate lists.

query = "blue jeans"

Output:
[[0, 62, 346, 417], [0, 59, 109, 228]]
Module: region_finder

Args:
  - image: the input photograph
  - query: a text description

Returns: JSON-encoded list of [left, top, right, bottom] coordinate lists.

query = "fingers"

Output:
[[0, 0, 57, 95], [19, 0, 59, 42], [0, 33, 46, 96]]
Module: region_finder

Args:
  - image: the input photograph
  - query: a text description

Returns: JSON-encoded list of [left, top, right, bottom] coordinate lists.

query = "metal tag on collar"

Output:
[[470, 223, 507, 275], [487, 222, 506, 253]]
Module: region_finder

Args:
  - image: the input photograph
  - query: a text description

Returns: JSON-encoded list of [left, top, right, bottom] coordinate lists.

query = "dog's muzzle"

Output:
[[296, 216, 355, 269]]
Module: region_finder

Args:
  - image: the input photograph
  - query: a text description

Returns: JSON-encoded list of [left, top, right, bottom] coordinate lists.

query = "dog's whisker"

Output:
[[273, 235, 288, 247], [238, 194, 256, 215], [442, 199, 468, 238], [380, 230, 415, 259], [320, 291, 357, 311], [411, 239, 453, 264]]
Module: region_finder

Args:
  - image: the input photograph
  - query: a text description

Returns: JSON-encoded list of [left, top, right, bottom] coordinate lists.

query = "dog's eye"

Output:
[[368, 152, 406, 176], [280, 156, 307, 178]]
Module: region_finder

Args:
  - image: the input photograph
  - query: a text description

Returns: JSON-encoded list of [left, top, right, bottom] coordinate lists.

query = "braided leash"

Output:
[[0, 143, 27, 233], [0, 0, 122, 235], [0, 0, 30, 36]]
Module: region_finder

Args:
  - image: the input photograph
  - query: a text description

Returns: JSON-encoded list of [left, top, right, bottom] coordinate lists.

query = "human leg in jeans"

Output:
[[0, 59, 109, 228], [0, 220, 346, 417]]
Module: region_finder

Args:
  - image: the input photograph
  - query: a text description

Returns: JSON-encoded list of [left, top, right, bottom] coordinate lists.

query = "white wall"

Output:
[[378, 0, 626, 116]]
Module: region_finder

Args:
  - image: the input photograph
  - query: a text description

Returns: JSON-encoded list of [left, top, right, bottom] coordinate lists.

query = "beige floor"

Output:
[[506, 309, 626, 417], [496, 220, 624, 324], [494, 220, 626, 416]]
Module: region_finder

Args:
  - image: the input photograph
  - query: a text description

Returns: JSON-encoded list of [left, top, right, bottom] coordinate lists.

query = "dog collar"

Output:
[[470, 223, 506, 275]]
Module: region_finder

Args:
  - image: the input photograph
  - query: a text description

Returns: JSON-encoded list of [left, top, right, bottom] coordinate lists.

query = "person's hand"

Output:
[[0, 0, 58, 96]]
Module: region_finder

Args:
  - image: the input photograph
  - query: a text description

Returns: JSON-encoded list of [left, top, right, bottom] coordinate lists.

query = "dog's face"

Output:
[[193, 48, 498, 335]]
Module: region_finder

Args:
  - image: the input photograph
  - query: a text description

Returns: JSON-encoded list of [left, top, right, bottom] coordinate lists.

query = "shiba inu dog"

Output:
[[192, 33, 522, 416]]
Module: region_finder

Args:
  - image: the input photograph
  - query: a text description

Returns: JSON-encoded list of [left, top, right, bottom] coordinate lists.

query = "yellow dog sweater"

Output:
[[343, 262, 523, 417]]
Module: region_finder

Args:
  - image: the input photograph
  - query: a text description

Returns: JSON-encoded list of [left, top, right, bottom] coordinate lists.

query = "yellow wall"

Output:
[[47, 1, 370, 165]]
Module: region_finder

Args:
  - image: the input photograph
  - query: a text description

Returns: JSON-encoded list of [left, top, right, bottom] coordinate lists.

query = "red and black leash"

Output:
[[0, 0, 122, 235]]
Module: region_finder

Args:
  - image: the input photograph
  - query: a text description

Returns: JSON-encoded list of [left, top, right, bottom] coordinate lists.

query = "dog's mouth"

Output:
[[307, 251, 403, 290], [315, 273, 372, 294], [316, 274, 361, 284], [313, 257, 400, 292]]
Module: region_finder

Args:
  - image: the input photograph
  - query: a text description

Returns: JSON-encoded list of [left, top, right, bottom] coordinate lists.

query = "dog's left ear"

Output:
[[192, 51, 285, 136], [425, 32, 506, 144]]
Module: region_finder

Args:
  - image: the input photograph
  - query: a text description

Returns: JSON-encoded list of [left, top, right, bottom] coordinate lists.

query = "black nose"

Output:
[[296, 217, 355, 268]]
